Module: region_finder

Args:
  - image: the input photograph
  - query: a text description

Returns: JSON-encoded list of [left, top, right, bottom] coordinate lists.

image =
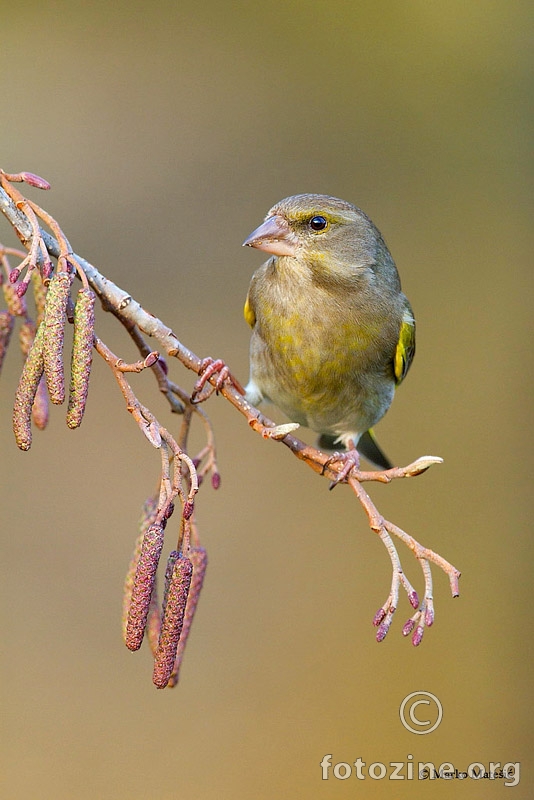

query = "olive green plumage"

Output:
[[242, 194, 415, 469]]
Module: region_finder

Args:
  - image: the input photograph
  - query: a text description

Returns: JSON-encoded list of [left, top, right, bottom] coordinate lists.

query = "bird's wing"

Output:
[[393, 308, 416, 386], [243, 290, 256, 328]]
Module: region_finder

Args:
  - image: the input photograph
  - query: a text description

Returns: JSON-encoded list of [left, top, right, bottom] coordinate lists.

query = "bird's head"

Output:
[[242, 194, 390, 278]]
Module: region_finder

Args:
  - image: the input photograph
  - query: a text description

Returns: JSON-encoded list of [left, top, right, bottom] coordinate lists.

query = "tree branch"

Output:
[[0, 170, 460, 689]]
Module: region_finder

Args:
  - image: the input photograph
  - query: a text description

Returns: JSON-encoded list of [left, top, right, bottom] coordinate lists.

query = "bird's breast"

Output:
[[249, 279, 395, 435]]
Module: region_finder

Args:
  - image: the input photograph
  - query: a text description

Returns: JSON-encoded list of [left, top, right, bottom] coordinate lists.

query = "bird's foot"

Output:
[[191, 357, 244, 404], [324, 447, 361, 489]]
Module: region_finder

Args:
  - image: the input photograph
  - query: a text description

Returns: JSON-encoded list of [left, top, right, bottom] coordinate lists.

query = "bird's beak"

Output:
[[242, 215, 298, 257]]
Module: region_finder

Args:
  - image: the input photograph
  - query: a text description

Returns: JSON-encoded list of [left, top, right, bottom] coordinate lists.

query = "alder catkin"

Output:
[[144, 549, 179, 658], [42, 271, 73, 404], [0, 310, 14, 374], [125, 524, 165, 651], [66, 288, 95, 428], [12, 323, 45, 450], [31, 269, 47, 326], [31, 377, 49, 430], [3, 282, 27, 317], [122, 497, 158, 644], [145, 587, 161, 658], [162, 551, 180, 610], [167, 546, 208, 688], [19, 320, 35, 357], [152, 555, 193, 689], [19, 320, 49, 431]]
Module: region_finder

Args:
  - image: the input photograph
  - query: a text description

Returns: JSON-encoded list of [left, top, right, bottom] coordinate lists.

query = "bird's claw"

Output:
[[191, 357, 244, 404], [324, 448, 361, 489]]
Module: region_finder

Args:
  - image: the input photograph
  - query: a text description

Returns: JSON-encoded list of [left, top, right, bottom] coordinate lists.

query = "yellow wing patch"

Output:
[[243, 293, 256, 328], [394, 310, 416, 385]]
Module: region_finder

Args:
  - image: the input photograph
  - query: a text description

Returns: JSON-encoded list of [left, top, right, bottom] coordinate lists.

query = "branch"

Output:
[[0, 170, 460, 689]]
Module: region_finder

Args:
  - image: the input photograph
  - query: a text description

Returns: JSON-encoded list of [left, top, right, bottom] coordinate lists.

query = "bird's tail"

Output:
[[317, 429, 392, 471], [357, 429, 392, 470]]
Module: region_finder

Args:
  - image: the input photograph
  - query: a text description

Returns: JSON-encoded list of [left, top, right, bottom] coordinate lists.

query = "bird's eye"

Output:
[[309, 215, 328, 232]]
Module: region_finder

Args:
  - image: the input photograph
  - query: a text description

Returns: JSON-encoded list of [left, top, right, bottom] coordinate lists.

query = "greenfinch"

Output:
[[242, 194, 415, 471]]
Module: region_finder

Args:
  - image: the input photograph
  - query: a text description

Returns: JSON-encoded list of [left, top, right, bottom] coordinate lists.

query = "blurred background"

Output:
[[1, 1, 532, 798]]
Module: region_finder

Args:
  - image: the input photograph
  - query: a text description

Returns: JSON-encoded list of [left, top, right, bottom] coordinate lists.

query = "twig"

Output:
[[349, 475, 459, 645], [94, 336, 162, 448]]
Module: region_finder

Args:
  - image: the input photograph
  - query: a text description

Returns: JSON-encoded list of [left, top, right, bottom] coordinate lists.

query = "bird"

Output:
[[241, 193, 415, 475]]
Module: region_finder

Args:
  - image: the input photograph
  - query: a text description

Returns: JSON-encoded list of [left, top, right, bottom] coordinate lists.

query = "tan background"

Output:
[[1, 2, 532, 798]]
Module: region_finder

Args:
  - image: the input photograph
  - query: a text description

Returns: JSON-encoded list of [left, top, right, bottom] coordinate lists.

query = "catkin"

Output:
[[125, 524, 165, 651], [0, 310, 14, 374], [42, 271, 73, 404], [19, 320, 49, 431], [152, 555, 193, 689], [3, 282, 27, 317], [145, 549, 180, 657], [12, 323, 45, 450], [66, 288, 95, 428], [31, 269, 47, 326], [122, 497, 158, 643], [167, 546, 208, 688], [145, 586, 161, 657], [162, 551, 181, 611], [122, 531, 145, 644], [31, 378, 49, 430], [19, 320, 35, 357]]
